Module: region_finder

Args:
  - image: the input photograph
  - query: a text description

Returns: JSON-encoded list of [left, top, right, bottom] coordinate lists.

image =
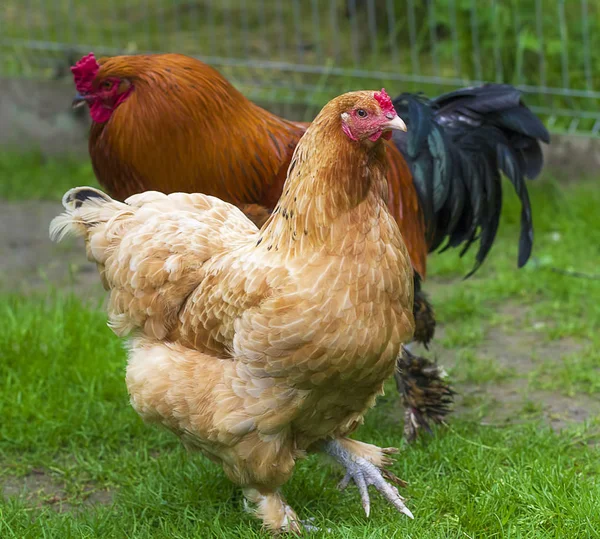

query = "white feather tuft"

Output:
[[49, 213, 79, 242], [49, 187, 124, 244]]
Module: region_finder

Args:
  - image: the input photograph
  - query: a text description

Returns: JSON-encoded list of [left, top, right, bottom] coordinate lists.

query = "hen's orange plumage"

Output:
[[52, 91, 416, 532]]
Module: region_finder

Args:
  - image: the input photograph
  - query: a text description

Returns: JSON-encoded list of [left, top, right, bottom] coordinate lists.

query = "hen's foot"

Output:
[[322, 439, 413, 519], [396, 344, 455, 443], [243, 488, 302, 535]]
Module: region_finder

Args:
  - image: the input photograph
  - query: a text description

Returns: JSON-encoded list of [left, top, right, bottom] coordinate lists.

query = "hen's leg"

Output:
[[322, 438, 413, 519], [127, 340, 302, 534], [395, 344, 455, 442], [243, 488, 303, 534]]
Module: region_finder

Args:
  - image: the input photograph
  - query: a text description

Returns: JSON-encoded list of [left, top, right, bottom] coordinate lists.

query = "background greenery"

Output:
[[1, 0, 599, 133]]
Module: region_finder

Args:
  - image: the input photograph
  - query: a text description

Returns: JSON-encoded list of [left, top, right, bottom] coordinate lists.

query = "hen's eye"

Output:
[[101, 80, 113, 90], [356, 109, 368, 118]]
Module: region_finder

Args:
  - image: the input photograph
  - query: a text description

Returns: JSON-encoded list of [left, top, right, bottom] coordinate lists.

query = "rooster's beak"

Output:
[[383, 115, 407, 132], [72, 92, 89, 109]]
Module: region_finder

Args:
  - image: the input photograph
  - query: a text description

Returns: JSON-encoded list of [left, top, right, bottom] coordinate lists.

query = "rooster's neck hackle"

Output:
[[91, 54, 304, 204]]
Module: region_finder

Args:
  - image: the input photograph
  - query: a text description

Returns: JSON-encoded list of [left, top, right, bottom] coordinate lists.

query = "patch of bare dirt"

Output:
[[0, 200, 102, 296], [1, 468, 114, 512], [415, 302, 599, 431]]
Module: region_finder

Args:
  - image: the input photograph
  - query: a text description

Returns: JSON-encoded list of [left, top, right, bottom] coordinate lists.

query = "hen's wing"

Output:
[[50, 188, 266, 344], [392, 84, 550, 276]]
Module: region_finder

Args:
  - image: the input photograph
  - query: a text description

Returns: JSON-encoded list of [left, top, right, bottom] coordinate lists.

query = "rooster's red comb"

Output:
[[71, 53, 100, 93], [374, 88, 395, 116]]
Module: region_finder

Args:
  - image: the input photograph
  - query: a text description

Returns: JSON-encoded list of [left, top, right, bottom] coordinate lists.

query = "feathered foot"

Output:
[[243, 488, 303, 535], [322, 438, 413, 520], [395, 345, 455, 443]]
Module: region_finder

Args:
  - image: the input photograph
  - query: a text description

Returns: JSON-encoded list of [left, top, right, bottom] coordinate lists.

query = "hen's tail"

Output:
[[49, 186, 128, 244], [50, 186, 178, 338], [392, 84, 550, 276], [51, 187, 257, 340], [50, 187, 133, 276]]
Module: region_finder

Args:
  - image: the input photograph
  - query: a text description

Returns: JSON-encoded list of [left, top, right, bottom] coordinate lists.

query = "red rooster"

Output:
[[71, 53, 550, 440]]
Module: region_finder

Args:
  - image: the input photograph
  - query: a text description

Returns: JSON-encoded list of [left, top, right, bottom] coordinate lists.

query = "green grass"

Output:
[[0, 151, 98, 201], [530, 346, 600, 396], [1, 294, 600, 537], [1, 155, 600, 536], [451, 350, 516, 385]]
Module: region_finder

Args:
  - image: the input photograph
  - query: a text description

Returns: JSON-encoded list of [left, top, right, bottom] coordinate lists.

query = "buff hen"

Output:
[[51, 90, 415, 533]]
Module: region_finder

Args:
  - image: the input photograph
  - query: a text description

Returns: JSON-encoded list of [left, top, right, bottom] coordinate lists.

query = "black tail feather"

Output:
[[63, 186, 112, 210], [392, 83, 549, 276]]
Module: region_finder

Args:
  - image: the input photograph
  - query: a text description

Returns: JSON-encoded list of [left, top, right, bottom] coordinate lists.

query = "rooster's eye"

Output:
[[101, 80, 113, 90], [356, 109, 368, 118]]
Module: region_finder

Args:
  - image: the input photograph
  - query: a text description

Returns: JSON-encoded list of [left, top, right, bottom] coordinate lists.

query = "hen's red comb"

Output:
[[374, 88, 395, 116], [71, 53, 100, 93]]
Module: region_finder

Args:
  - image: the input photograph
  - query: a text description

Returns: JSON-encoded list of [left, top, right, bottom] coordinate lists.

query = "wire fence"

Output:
[[1, 0, 599, 135]]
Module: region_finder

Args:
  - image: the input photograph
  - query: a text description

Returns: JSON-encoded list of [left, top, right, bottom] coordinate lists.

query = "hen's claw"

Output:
[[322, 439, 413, 520], [337, 456, 413, 519]]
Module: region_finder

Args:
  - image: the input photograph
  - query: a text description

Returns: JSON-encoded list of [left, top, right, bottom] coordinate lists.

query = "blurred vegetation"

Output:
[[0, 151, 97, 201], [1, 0, 599, 133]]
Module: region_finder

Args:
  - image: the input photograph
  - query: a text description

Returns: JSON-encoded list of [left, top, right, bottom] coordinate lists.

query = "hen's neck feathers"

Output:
[[259, 112, 390, 255]]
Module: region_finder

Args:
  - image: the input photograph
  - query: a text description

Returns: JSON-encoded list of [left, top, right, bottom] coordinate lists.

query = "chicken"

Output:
[[71, 52, 549, 439], [51, 90, 416, 533]]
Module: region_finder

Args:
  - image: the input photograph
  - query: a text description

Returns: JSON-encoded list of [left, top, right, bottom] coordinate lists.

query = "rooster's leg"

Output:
[[243, 488, 302, 534], [395, 344, 455, 443], [321, 438, 413, 519], [400, 275, 454, 442]]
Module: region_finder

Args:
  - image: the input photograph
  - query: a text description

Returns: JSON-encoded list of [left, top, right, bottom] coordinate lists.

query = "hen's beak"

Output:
[[383, 115, 407, 132], [72, 92, 89, 109]]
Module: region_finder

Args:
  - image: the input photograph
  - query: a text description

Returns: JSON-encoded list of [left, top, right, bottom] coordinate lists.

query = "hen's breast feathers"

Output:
[[79, 188, 412, 382]]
